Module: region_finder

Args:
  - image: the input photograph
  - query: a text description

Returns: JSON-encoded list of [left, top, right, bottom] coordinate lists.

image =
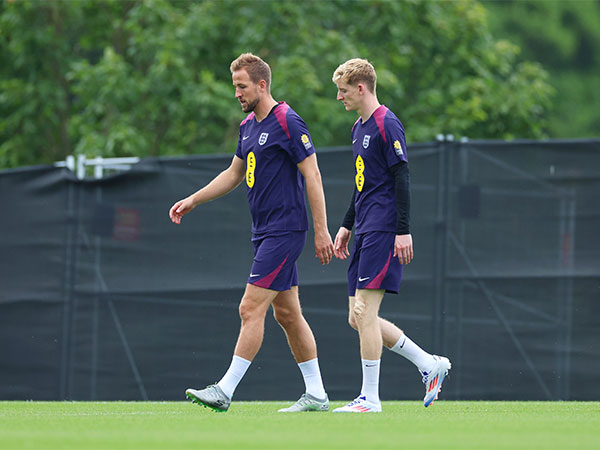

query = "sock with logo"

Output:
[[217, 355, 251, 399], [360, 359, 381, 404], [298, 357, 327, 399], [390, 334, 435, 373]]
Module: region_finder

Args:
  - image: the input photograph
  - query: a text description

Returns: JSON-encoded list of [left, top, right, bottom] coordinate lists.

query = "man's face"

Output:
[[335, 80, 361, 112], [233, 69, 260, 113]]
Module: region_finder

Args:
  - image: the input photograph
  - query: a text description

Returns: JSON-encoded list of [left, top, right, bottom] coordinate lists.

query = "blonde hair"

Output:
[[230, 53, 272, 90], [332, 58, 377, 93]]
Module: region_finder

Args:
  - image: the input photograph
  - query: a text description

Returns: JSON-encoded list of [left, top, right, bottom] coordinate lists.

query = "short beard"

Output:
[[242, 97, 259, 113]]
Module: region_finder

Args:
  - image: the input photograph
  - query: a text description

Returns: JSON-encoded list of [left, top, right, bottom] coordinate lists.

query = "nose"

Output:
[[337, 91, 343, 101]]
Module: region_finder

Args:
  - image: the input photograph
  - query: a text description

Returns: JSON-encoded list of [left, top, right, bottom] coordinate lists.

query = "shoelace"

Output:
[[346, 397, 364, 407], [295, 396, 311, 407]]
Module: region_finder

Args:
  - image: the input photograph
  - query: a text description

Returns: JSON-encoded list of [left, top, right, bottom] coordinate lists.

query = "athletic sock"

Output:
[[217, 355, 251, 399], [298, 358, 327, 399], [360, 359, 381, 404], [390, 334, 435, 373]]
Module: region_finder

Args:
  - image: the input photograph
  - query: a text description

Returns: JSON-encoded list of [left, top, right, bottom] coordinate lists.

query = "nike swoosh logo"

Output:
[[352, 139, 357, 144], [242, 136, 250, 140], [250, 273, 260, 277], [358, 276, 370, 282]]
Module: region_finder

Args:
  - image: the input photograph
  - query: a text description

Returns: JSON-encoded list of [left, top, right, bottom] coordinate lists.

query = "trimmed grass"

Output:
[[0, 401, 599, 449]]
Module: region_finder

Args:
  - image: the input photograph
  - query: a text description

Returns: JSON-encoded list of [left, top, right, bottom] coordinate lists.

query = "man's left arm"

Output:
[[298, 154, 334, 265], [391, 161, 413, 264]]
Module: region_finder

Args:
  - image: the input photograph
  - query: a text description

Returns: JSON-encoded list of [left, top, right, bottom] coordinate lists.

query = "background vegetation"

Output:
[[1, 0, 596, 169], [484, 0, 600, 140]]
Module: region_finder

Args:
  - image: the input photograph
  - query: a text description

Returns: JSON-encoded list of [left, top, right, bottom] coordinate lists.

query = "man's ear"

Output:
[[258, 79, 268, 92], [357, 83, 366, 95]]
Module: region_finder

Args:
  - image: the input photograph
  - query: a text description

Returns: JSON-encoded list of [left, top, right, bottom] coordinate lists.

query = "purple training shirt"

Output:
[[235, 102, 315, 234], [351, 105, 408, 234]]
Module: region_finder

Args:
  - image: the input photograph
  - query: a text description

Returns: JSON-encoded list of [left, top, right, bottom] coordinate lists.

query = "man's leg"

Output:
[[334, 289, 384, 413], [186, 283, 278, 412], [272, 286, 317, 362], [352, 289, 385, 360], [353, 289, 384, 409], [349, 294, 401, 345], [218, 283, 278, 397], [232, 283, 279, 360], [347, 294, 436, 372], [273, 287, 328, 412], [346, 293, 450, 408]]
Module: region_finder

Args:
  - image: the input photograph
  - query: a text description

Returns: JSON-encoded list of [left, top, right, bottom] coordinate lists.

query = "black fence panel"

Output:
[[1, 139, 599, 401]]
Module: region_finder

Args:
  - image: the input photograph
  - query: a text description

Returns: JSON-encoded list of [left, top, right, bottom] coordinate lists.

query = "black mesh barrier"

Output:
[[1, 140, 599, 401]]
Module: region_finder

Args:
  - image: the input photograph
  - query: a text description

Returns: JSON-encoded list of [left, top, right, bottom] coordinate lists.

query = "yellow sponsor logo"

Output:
[[355, 155, 365, 192], [246, 152, 256, 188]]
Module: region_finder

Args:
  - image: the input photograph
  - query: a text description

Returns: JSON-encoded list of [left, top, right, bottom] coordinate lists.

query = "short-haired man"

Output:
[[331, 58, 451, 412], [170, 53, 334, 412]]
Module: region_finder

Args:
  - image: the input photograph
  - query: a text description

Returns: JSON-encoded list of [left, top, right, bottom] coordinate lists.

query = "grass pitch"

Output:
[[1, 401, 598, 449]]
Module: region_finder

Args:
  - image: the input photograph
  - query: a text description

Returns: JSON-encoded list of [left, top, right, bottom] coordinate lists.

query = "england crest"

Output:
[[362, 135, 371, 149], [259, 132, 269, 145]]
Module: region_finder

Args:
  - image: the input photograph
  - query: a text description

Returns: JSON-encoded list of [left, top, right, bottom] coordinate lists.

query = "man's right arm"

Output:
[[169, 155, 246, 224]]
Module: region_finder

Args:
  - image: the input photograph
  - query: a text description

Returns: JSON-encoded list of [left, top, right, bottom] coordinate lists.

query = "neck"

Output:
[[358, 95, 381, 123], [254, 96, 278, 122]]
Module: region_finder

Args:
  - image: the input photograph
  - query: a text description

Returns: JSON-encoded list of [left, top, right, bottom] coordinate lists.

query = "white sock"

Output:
[[360, 359, 380, 404], [217, 355, 251, 399], [390, 334, 435, 373], [298, 358, 327, 399]]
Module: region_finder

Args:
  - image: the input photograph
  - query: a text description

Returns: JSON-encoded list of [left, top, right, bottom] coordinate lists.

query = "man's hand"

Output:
[[315, 228, 334, 265], [169, 197, 196, 224], [394, 234, 413, 264], [333, 227, 352, 260]]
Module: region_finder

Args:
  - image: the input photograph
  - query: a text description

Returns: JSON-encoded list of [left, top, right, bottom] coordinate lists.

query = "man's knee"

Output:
[[352, 295, 377, 329], [348, 311, 358, 330], [273, 303, 300, 328], [239, 294, 265, 323], [352, 298, 366, 321]]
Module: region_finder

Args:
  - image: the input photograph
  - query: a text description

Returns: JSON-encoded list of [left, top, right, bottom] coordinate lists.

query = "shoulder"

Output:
[[381, 108, 405, 143], [275, 102, 307, 139], [383, 108, 404, 130], [240, 112, 255, 127], [375, 105, 404, 143]]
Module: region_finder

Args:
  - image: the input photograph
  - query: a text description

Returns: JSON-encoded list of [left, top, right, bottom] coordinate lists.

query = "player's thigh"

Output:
[[239, 283, 279, 318]]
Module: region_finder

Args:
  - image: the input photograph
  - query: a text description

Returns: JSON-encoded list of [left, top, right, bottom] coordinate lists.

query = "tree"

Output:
[[483, 0, 600, 138], [0, 0, 555, 169]]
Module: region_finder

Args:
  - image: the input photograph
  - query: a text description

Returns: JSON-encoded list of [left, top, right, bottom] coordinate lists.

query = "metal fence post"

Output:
[[432, 135, 451, 352]]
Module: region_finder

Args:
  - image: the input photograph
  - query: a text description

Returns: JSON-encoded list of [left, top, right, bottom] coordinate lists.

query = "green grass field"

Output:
[[1, 401, 598, 449]]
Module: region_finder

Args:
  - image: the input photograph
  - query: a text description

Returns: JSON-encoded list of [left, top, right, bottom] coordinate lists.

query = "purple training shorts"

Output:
[[248, 231, 306, 291], [347, 231, 403, 297]]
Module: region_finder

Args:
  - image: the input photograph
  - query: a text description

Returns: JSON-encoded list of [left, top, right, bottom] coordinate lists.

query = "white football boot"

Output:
[[422, 355, 451, 407], [332, 395, 382, 413], [278, 393, 329, 412]]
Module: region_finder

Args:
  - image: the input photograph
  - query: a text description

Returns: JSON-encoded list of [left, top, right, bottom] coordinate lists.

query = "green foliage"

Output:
[[0, 0, 555, 169], [483, 0, 600, 138]]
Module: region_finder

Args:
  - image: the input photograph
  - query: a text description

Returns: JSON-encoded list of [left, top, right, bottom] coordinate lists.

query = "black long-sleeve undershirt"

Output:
[[341, 162, 410, 235]]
